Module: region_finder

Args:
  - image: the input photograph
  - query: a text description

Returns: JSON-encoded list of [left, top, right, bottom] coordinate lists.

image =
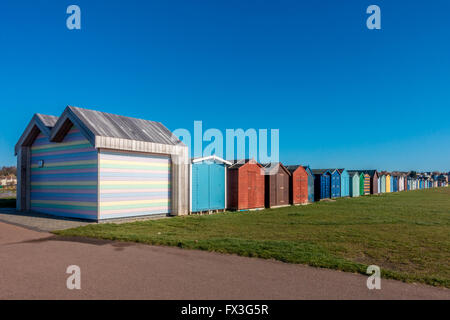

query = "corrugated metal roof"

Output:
[[67, 106, 180, 145]]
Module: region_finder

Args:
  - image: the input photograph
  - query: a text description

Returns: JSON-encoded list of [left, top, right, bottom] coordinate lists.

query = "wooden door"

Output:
[[248, 171, 256, 208]]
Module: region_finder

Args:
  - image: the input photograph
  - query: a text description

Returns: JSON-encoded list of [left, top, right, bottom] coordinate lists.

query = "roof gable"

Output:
[[14, 113, 58, 155], [16, 106, 186, 156]]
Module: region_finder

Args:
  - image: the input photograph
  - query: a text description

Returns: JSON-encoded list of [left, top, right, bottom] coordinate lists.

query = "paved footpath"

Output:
[[0, 221, 448, 300]]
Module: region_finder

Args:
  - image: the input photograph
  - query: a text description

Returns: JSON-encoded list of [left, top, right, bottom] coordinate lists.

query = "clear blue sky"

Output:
[[0, 0, 449, 171]]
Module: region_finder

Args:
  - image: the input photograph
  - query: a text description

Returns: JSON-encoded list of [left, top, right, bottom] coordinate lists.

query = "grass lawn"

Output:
[[55, 187, 450, 288]]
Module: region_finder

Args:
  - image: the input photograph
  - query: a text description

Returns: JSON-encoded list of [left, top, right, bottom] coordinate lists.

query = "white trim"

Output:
[[189, 162, 192, 212], [192, 155, 232, 165]]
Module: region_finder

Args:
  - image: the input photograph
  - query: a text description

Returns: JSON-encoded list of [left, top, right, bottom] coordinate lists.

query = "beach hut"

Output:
[[15, 106, 189, 221], [312, 169, 331, 201], [330, 169, 341, 198], [361, 170, 379, 194], [403, 173, 408, 191], [385, 173, 391, 193], [227, 159, 265, 211], [338, 169, 350, 197], [398, 174, 405, 191], [392, 175, 398, 192], [262, 163, 291, 208], [190, 156, 231, 213], [347, 171, 360, 197], [377, 177, 381, 194], [379, 172, 386, 193], [286, 165, 309, 205], [357, 172, 365, 195], [363, 173, 371, 195]]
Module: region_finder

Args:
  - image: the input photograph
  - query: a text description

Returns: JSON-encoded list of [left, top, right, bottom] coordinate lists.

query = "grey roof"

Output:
[[348, 171, 359, 177], [35, 114, 58, 128], [347, 170, 363, 175], [16, 106, 186, 155], [285, 165, 301, 173], [66, 106, 180, 145], [311, 169, 331, 175]]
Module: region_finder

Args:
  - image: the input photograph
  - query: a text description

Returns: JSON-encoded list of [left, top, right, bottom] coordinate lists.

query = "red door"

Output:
[[248, 171, 256, 208]]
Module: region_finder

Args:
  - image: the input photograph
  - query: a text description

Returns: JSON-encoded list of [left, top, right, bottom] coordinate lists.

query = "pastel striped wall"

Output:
[[98, 151, 171, 219], [30, 127, 98, 220]]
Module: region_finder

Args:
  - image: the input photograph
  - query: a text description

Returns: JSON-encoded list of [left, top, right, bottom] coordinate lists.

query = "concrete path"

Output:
[[0, 208, 91, 232], [0, 221, 448, 300]]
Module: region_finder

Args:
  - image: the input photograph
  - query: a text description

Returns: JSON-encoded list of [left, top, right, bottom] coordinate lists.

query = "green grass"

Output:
[[54, 188, 450, 288]]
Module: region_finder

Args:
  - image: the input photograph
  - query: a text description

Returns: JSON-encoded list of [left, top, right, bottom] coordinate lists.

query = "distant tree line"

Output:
[[0, 166, 17, 176]]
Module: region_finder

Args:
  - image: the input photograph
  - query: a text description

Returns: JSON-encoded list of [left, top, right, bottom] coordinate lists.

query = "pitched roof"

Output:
[[192, 155, 232, 165], [260, 162, 291, 175], [228, 159, 261, 169], [359, 169, 378, 177], [35, 114, 58, 128], [54, 106, 180, 145], [16, 106, 185, 155], [285, 165, 301, 173], [347, 170, 364, 176], [311, 169, 331, 175]]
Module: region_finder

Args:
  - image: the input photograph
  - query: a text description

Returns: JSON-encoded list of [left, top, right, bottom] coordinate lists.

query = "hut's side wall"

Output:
[[227, 169, 239, 209], [307, 172, 315, 202], [30, 127, 98, 220]]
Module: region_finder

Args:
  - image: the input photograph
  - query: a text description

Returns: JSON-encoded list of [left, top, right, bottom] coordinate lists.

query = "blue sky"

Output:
[[0, 0, 449, 171]]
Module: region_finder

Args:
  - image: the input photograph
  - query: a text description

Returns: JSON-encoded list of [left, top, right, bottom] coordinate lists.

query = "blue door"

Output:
[[192, 163, 210, 211], [322, 174, 331, 199], [209, 163, 225, 209], [331, 172, 341, 198], [308, 175, 314, 202], [192, 162, 226, 211]]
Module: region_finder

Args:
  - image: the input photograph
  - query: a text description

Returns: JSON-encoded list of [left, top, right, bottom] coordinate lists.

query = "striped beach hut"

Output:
[[15, 106, 189, 221], [363, 173, 371, 195], [347, 171, 360, 197], [361, 170, 379, 194]]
